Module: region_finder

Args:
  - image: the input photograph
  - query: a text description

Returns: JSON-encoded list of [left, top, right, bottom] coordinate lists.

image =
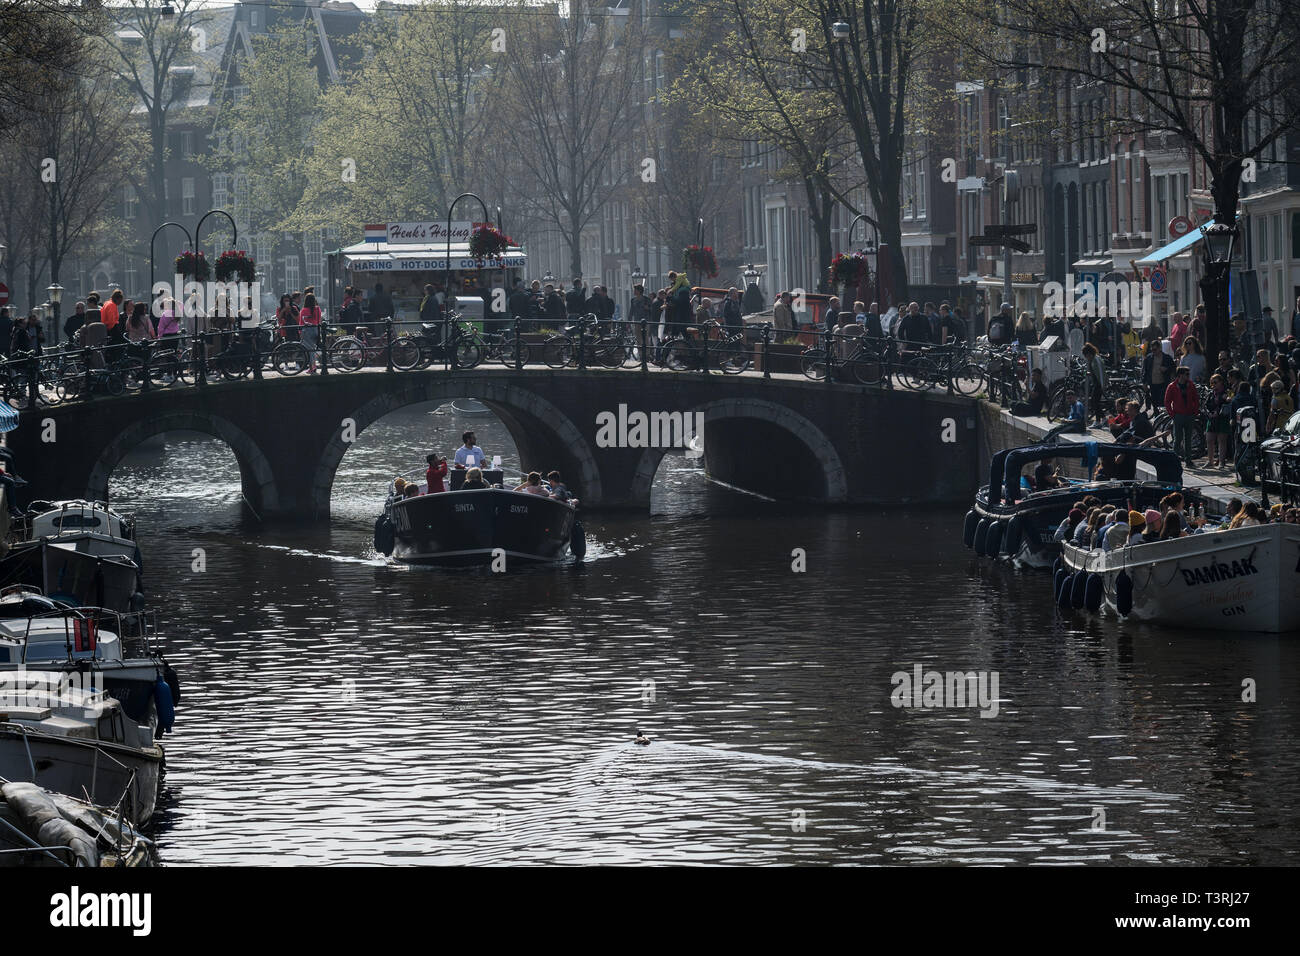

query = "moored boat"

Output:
[[1058, 522, 1300, 633], [964, 442, 1185, 569]]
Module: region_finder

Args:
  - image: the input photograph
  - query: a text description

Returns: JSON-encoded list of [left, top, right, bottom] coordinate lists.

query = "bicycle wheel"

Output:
[[104, 370, 125, 396], [950, 362, 986, 396], [119, 357, 147, 389], [453, 340, 482, 369], [217, 354, 250, 381], [800, 348, 827, 381], [850, 350, 886, 386], [390, 337, 421, 371], [901, 356, 938, 390], [664, 339, 695, 371], [498, 339, 531, 367], [273, 342, 311, 376], [594, 337, 626, 368], [720, 340, 749, 374], [149, 353, 178, 387], [1046, 383, 1072, 421], [55, 361, 87, 402], [330, 338, 365, 372], [542, 336, 574, 369]]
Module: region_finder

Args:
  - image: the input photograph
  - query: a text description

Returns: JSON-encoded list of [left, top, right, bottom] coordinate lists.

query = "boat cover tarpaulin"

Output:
[[0, 401, 19, 433]]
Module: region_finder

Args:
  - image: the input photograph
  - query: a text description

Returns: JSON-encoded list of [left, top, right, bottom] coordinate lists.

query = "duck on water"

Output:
[[964, 441, 1187, 569]]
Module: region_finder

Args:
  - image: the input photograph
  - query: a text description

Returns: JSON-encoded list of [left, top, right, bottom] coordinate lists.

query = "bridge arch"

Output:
[[628, 397, 848, 504], [310, 376, 603, 516], [86, 410, 279, 513]]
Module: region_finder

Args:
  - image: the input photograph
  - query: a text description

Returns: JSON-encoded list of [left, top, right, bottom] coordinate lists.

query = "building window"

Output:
[[283, 255, 300, 292], [902, 162, 914, 220], [212, 173, 228, 209], [123, 184, 138, 220], [915, 157, 927, 218], [1259, 216, 1269, 263], [1273, 214, 1283, 263], [181, 130, 193, 158], [182, 177, 195, 216], [1292, 212, 1300, 259], [305, 230, 324, 290]]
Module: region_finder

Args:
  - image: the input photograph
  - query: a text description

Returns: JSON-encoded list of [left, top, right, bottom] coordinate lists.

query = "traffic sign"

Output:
[[1149, 267, 1167, 293], [984, 223, 1038, 236], [1169, 216, 1193, 238], [0, 282, 8, 306], [969, 236, 1031, 253]]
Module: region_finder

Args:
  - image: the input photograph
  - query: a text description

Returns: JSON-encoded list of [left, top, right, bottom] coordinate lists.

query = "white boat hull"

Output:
[[0, 731, 161, 824], [1062, 523, 1300, 633]]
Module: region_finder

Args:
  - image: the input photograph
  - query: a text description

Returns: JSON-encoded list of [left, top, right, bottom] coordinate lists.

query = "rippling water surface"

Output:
[[109, 403, 1300, 865]]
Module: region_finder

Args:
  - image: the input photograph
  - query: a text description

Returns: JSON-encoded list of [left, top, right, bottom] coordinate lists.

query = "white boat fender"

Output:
[[373, 514, 395, 556], [153, 676, 175, 734], [986, 520, 1005, 556], [1084, 574, 1104, 613], [973, 519, 990, 556], [1057, 572, 1075, 608], [1115, 570, 1134, 616], [1004, 516, 1023, 555], [962, 510, 978, 548], [1070, 571, 1088, 609]]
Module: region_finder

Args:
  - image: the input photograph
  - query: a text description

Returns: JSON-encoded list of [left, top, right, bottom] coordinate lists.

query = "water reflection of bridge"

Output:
[[10, 368, 978, 519]]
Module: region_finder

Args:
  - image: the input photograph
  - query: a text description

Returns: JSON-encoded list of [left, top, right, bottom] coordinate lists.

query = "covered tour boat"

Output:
[[965, 442, 1187, 569], [373, 470, 582, 567], [1058, 522, 1300, 633]]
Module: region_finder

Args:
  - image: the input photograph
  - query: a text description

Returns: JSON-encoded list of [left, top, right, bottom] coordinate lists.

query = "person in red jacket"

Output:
[[425, 453, 448, 493], [1164, 365, 1201, 465]]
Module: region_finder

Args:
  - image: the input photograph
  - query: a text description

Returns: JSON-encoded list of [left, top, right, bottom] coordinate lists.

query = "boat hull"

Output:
[[389, 488, 576, 566], [0, 731, 161, 824], [0, 543, 139, 611], [1062, 523, 1300, 633]]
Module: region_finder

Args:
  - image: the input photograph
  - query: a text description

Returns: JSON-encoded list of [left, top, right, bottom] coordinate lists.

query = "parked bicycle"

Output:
[[662, 318, 750, 374]]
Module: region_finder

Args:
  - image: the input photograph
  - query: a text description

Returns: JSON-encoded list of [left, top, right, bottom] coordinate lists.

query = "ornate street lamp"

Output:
[[1200, 221, 1238, 364], [631, 266, 645, 286], [48, 282, 63, 345], [542, 270, 555, 284]]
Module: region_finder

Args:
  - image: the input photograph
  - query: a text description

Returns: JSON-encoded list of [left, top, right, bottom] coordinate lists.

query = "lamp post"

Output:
[[847, 213, 881, 310], [47, 283, 63, 346], [1199, 221, 1237, 369]]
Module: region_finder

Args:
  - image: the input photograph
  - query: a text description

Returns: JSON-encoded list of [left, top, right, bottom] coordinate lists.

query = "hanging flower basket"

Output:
[[175, 250, 209, 281], [214, 249, 256, 283], [682, 245, 719, 278], [468, 224, 514, 260], [828, 252, 868, 287]]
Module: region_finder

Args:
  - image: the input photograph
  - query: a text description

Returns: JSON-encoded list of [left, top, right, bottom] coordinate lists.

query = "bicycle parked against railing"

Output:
[[328, 320, 422, 372], [661, 318, 750, 373], [401, 315, 485, 370]]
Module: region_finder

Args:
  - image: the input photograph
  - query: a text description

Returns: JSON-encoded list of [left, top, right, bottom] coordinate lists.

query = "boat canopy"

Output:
[[987, 442, 1183, 506]]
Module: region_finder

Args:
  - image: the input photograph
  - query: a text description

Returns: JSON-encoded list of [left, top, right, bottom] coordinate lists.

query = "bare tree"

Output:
[[496, 2, 643, 279]]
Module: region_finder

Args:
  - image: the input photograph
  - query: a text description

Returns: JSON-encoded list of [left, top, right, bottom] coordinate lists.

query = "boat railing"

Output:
[[17, 606, 160, 663]]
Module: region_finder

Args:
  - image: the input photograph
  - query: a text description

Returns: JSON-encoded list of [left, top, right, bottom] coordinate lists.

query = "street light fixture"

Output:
[[48, 282, 64, 345], [832, 21, 850, 40], [1203, 222, 1236, 264], [1201, 221, 1238, 363], [542, 271, 555, 284]]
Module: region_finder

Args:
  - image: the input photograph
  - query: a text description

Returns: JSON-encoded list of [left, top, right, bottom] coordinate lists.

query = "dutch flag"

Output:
[[364, 224, 387, 243]]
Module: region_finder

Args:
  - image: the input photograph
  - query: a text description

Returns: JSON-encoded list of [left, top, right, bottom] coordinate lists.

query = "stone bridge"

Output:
[[7, 368, 979, 519]]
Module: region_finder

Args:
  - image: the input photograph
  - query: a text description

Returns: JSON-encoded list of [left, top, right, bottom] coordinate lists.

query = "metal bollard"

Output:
[[513, 316, 523, 371], [762, 326, 772, 380], [824, 325, 834, 386], [141, 344, 152, 393], [640, 317, 648, 372], [577, 316, 587, 370], [443, 315, 451, 372], [385, 318, 394, 373], [251, 325, 262, 381]]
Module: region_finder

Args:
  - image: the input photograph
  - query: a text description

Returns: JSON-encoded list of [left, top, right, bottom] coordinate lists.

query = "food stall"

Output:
[[327, 220, 527, 330]]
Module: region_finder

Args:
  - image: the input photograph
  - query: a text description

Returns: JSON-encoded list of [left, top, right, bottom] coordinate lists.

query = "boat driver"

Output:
[[454, 431, 487, 469]]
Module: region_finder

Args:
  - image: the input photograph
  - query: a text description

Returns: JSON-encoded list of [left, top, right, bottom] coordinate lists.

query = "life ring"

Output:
[[1115, 570, 1134, 616], [373, 514, 395, 556], [1084, 573, 1104, 613], [963, 511, 978, 548], [973, 519, 990, 556]]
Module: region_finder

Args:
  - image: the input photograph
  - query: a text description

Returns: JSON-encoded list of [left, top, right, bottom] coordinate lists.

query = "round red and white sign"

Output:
[[1169, 216, 1193, 238]]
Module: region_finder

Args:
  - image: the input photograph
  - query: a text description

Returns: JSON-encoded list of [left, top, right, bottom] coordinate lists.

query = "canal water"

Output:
[[112, 403, 1300, 865]]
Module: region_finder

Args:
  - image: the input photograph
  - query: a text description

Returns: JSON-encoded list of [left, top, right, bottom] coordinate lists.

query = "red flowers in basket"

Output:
[[682, 245, 718, 278], [214, 250, 256, 283], [828, 252, 868, 287], [174, 250, 209, 281], [468, 224, 514, 260]]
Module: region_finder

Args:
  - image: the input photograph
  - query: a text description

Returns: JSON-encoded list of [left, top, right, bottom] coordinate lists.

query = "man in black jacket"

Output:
[[721, 288, 742, 332], [507, 279, 532, 330], [369, 282, 394, 320], [419, 284, 442, 328], [897, 301, 933, 348], [565, 278, 586, 319]]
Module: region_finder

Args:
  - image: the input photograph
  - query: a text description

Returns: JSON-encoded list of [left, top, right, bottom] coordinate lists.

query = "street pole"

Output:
[[1002, 171, 1018, 315]]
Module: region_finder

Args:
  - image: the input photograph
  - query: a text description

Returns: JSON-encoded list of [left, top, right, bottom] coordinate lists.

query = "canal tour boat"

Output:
[[373, 470, 582, 566], [965, 442, 1187, 569], [1059, 522, 1300, 633], [0, 597, 179, 733], [0, 671, 164, 825]]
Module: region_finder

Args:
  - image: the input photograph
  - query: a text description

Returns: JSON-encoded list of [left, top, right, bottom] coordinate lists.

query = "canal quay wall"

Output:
[[11, 370, 984, 518]]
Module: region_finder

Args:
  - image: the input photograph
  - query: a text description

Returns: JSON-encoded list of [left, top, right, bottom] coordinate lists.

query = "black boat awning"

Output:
[[987, 442, 1183, 506]]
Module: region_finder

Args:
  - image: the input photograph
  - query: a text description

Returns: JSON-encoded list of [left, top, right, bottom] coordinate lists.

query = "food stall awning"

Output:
[[337, 239, 526, 273]]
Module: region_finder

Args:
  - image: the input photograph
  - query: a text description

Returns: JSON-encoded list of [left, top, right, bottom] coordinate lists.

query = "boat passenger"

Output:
[[1105, 510, 1145, 550], [546, 471, 573, 502], [1054, 507, 1086, 543], [454, 431, 487, 469], [1239, 501, 1264, 527], [1159, 510, 1187, 539], [1140, 509, 1163, 542], [1033, 461, 1062, 490], [1094, 506, 1122, 549], [1071, 508, 1098, 546], [394, 477, 408, 495], [426, 453, 448, 494], [514, 472, 550, 496], [403, 484, 422, 498], [462, 467, 488, 490]]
